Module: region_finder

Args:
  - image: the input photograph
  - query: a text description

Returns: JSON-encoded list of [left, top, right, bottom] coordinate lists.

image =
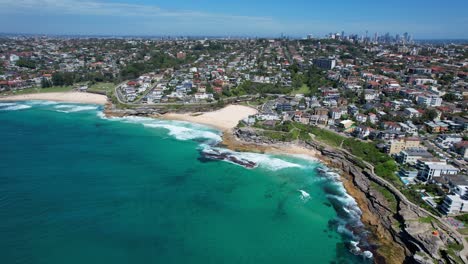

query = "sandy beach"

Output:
[[221, 131, 321, 160], [162, 104, 321, 159], [163, 104, 258, 131], [0, 92, 108, 105]]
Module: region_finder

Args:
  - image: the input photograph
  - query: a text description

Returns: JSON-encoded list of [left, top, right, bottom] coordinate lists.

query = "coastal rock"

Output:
[[233, 128, 465, 264]]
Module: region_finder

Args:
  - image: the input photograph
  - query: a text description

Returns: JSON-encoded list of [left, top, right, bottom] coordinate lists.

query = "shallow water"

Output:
[[0, 101, 372, 263]]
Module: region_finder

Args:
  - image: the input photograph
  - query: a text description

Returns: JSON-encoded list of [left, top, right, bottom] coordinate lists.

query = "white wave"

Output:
[[0, 104, 32, 111], [363, 251, 373, 258], [238, 152, 303, 170], [201, 145, 303, 171], [103, 115, 222, 142], [26, 100, 58, 106], [54, 105, 98, 113], [54, 104, 77, 109], [349, 241, 373, 259], [96, 111, 107, 119], [144, 123, 222, 142], [0, 103, 16, 107], [298, 190, 311, 202]]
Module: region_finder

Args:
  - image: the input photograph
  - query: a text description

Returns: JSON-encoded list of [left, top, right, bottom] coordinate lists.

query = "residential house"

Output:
[[396, 148, 433, 164]]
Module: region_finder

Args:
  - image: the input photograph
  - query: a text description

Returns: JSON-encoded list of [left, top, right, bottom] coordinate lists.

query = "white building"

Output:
[[418, 163, 459, 182], [435, 135, 462, 149], [413, 78, 437, 86], [404, 108, 421, 118], [397, 148, 433, 164], [416, 95, 442, 107], [440, 195, 468, 215], [9, 54, 20, 63], [256, 114, 280, 121]]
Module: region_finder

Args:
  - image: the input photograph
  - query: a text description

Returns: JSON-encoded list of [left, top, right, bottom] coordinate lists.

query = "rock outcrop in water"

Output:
[[198, 147, 257, 169], [234, 127, 465, 264]]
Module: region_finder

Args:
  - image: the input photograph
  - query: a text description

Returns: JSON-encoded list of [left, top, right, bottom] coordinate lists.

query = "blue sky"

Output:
[[0, 0, 467, 38]]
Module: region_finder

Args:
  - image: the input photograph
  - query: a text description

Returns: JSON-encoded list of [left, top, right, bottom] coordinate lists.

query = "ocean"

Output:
[[0, 101, 373, 264]]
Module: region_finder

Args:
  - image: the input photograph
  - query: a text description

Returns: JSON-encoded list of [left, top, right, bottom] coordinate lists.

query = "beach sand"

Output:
[[0, 92, 108, 105], [163, 104, 258, 131], [162, 105, 320, 160], [221, 131, 321, 160]]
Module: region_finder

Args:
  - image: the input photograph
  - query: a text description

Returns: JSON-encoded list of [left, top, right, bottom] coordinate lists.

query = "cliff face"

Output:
[[234, 127, 464, 264]]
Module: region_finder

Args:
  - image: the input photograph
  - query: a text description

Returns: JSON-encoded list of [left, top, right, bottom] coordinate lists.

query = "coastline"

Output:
[[161, 104, 258, 132], [0, 92, 108, 105], [1, 97, 404, 262], [155, 105, 404, 263], [160, 104, 321, 160]]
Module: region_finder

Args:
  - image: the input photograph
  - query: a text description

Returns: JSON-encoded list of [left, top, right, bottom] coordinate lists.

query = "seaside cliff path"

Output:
[[355, 150, 468, 263]]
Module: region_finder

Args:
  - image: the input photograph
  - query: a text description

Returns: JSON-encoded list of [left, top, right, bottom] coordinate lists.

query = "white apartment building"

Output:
[[440, 195, 468, 215], [416, 95, 442, 107]]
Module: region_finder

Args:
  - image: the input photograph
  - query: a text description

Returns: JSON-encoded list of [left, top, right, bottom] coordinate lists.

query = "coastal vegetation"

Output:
[[254, 121, 399, 184], [1, 85, 74, 96], [249, 121, 452, 215], [87, 82, 115, 95], [120, 52, 196, 80]]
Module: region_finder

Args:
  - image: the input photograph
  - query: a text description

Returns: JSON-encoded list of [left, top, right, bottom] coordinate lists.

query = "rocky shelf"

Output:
[[235, 127, 466, 264]]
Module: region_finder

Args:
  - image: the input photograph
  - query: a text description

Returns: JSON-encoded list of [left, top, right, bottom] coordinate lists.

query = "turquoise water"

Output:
[[0, 101, 372, 264]]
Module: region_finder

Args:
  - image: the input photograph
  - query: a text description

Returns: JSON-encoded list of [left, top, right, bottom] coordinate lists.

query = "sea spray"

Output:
[[0, 102, 373, 263], [317, 166, 374, 259], [0, 104, 32, 111], [54, 104, 99, 113], [198, 144, 304, 171], [298, 190, 311, 202]]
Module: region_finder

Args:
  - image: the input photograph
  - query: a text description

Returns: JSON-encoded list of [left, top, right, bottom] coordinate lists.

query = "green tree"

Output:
[[443, 93, 457, 102], [52, 72, 65, 86], [422, 109, 438, 121], [41, 77, 52, 88], [15, 58, 36, 69]]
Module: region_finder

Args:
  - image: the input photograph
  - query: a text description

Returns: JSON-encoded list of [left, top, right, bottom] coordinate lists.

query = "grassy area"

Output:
[[455, 214, 468, 225], [443, 243, 465, 264], [371, 182, 398, 211], [418, 216, 436, 224], [2, 86, 74, 96], [253, 122, 450, 217], [87, 82, 115, 94], [458, 228, 468, 235], [291, 84, 310, 95]]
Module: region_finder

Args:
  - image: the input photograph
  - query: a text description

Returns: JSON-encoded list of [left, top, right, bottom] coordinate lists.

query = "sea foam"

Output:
[[0, 104, 32, 111], [200, 144, 303, 171], [54, 105, 99, 113], [298, 190, 311, 202], [319, 166, 372, 259], [0, 103, 17, 107], [26, 100, 59, 106], [101, 115, 223, 143]]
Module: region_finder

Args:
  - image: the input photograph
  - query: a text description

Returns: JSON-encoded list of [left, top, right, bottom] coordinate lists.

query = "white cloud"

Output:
[[0, 0, 273, 22]]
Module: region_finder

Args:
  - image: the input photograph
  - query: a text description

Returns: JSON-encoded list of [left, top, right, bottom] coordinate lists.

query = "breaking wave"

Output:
[[317, 166, 373, 259], [144, 123, 222, 142], [298, 190, 311, 202], [26, 100, 59, 106], [199, 144, 303, 171], [0, 103, 32, 111], [0, 103, 17, 107], [101, 115, 222, 143], [54, 105, 99, 113]]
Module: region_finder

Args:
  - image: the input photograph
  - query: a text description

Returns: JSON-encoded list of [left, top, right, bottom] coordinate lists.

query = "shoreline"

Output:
[[160, 105, 321, 160], [4, 98, 399, 261], [161, 104, 258, 132], [155, 106, 402, 262], [0, 92, 108, 105]]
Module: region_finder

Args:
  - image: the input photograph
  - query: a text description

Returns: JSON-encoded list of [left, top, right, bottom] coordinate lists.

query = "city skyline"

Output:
[[0, 0, 467, 39]]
